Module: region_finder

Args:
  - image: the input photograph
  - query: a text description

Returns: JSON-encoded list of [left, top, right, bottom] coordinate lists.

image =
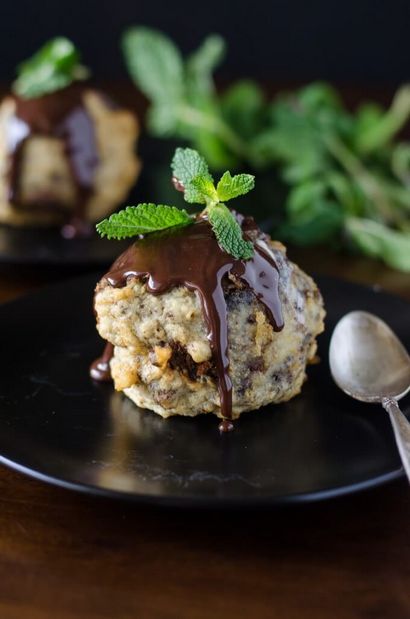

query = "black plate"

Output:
[[0, 274, 408, 506]]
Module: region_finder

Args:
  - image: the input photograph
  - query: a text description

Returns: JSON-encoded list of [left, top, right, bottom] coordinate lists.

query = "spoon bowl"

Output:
[[330, 310, 410, 482], [330, 311, 410, 403]]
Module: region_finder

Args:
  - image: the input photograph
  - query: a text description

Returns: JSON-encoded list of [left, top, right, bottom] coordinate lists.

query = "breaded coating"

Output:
[[94, 240, 325, 419]]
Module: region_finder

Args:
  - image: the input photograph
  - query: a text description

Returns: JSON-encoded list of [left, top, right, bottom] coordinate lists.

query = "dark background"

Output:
[[0, 0, 409, 84]]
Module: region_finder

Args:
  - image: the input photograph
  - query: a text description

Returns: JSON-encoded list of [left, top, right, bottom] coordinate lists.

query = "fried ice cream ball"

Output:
[[94, 239, 325, 420]]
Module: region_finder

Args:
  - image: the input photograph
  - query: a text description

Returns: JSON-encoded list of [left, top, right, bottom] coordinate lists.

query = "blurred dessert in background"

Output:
[[0, 38, 140, 237]]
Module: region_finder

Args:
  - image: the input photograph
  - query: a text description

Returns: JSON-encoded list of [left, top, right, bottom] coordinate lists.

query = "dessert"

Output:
[[0, 38, 140, 237], [91, 148, 325, 429]]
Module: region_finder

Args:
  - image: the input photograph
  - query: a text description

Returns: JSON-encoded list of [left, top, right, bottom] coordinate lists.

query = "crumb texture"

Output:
[[94, 240, 325, 419], [0, 90, 140, 226]]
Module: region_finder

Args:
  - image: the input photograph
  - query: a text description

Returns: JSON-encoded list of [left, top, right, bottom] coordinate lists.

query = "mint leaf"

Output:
[[190, 175, 219, 203], [147, 103, 179, 136], [279, 199, 344, 245], [171, 147, 214, 203], [122, 27, 184, 105], [208, 204, 254, 259], [216, 171, 255, 202], [96, 204, 192, 240], [13, 37, 89, 99], [355, 85, 410, 155], [221, 80, 265, 141], [186, 35, 225, 98], [392, 142, 410, 185], [346, 217, 410, 272], [172, 147, 212, 184]]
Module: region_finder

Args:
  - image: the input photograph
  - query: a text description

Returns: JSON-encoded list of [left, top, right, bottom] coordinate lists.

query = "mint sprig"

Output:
[[122, 27, 248, 169], [171, 147, 254, 258], [96, 148, 255, 260], [13, 37, 89, 99]]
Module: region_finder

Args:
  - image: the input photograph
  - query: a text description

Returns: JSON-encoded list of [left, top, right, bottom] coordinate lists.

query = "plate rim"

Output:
[[0, 453, 404, 507]]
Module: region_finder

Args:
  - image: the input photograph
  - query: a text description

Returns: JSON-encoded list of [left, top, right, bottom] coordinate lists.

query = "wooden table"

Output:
[[0, 249, 409, 619]]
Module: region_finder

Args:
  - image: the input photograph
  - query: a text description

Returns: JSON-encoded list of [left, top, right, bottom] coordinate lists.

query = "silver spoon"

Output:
[[329, 311, 410, 481]]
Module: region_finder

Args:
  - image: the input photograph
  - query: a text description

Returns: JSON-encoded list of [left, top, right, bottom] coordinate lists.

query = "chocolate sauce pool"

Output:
[[92, 218, 284, 425], [5, 84, 99, 236]]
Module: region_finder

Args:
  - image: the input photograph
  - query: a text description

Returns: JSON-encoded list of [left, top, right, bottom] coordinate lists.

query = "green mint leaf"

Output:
[[190, 175, 219, 203], [346, 217, 410, 272], [208, 203, 254, 260], [13, 37, 89, 99], [147, 103, 180, 136], [171, 147, 212, 184], [171, 147, 214, 203], [96, 204, 192, 240], [186, 35, 225, 98], [216, 171, 255, 202], [122, 27, 184, 105], [355, 85, 410, 155], [279, 199, 344, 245], [391, 142, 410, 185], [297, 82, 342, 112], [221, 80, 266, 141]]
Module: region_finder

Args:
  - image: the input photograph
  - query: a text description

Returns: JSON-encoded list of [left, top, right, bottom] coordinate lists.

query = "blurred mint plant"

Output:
[[122, 27, 410, 272]]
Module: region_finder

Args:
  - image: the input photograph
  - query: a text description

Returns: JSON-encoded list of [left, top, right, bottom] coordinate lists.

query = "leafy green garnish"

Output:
[[13, 37, 89, 99], [216, 171, 255, 201], [96, 148, 255, 260], [96, 204, 192, 239], [171, 147, 254, 258], [171, 146, 214, 203], [122, 27, 410, 271], [208, 203, 254, 260]]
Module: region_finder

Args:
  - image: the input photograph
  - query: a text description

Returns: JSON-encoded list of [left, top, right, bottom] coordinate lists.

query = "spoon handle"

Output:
[[382, 397, 410, 483]]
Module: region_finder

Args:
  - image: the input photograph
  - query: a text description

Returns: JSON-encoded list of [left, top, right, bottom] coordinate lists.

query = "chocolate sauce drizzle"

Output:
[[5, 83, 99, 236], [92, 218, 284, 425], [90, 342, 114, 382]]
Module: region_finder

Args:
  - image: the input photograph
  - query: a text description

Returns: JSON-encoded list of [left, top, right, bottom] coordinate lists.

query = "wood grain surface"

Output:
[[0, 464, 409, 619]]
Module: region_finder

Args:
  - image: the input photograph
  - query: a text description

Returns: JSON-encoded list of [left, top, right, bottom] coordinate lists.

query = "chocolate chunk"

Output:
[[169, 342, 216, 381]]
